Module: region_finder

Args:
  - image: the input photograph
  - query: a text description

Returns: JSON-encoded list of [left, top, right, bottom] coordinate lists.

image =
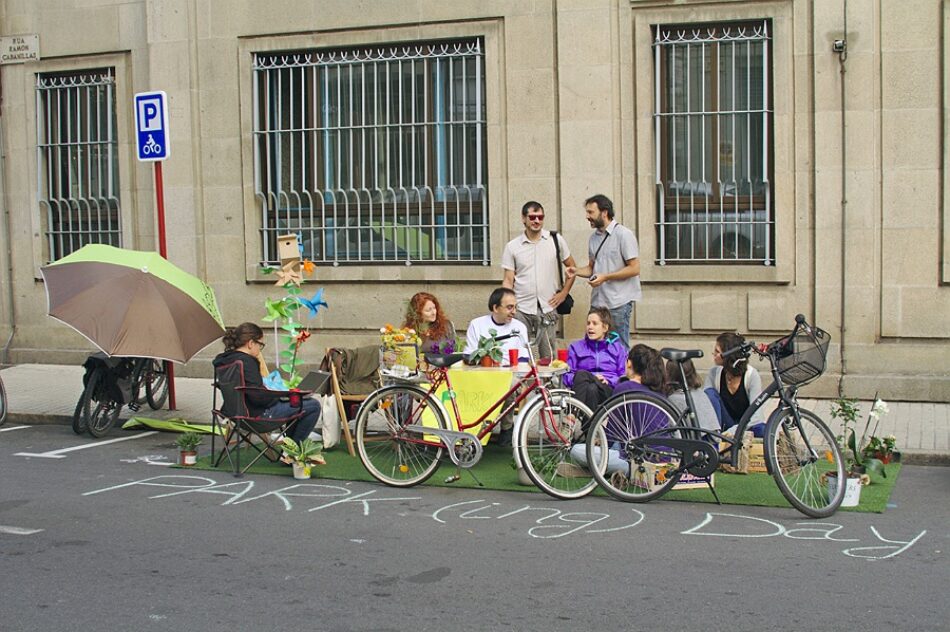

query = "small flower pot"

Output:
[[292, 462, 312, 480], [479, 356, 498, 368], [179, 450, 197, 466], [516, 466, 533, 486]]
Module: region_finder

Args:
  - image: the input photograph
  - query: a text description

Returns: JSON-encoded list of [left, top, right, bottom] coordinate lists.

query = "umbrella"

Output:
[[41, 244, 225, 363]]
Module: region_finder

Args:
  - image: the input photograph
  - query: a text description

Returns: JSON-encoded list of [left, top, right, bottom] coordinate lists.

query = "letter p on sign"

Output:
[[134, 91, 169, 161]]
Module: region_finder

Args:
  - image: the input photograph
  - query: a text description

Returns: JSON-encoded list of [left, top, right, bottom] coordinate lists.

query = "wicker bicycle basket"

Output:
[[774, 326, 831, 386]]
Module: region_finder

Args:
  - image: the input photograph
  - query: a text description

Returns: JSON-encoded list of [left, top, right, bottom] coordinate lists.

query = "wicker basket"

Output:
[[774, 326, 831, 386]]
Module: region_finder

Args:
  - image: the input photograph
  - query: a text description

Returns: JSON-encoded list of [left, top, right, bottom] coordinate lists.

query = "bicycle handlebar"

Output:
[[720, 314, 813, 361]]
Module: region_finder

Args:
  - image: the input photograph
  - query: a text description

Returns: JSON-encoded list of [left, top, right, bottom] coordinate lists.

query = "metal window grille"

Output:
[[653, 20, 774, 265], [253, 38, 488, 266], [36, 69, 121, 261]]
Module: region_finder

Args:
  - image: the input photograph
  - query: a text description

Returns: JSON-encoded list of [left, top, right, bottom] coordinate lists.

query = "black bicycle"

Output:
[[0, 372, 7, 427], [72, 354, 169, 437], [584, 314, 846, 518]]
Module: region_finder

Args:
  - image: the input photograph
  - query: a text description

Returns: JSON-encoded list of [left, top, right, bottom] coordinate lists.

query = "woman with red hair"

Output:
[[403, 292, 457, 355]]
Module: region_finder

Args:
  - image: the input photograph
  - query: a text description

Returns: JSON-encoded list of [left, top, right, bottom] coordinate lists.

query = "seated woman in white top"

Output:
[[704, 332, 765, 437]]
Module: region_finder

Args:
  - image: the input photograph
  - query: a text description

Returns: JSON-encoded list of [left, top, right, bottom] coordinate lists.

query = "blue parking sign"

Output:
[[134, 91, 170, 161]]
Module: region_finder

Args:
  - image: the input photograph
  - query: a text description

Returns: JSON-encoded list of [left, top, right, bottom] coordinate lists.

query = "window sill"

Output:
[[643, 261, 792, 284], [246, 263, 501, 284]]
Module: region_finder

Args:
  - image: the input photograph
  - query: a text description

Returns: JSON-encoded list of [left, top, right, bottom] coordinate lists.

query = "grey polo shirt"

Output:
[[501, 229, 571, 315], [588, 220, 642, 309]]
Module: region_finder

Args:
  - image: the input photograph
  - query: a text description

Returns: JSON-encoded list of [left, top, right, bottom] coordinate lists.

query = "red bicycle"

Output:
[[354, 333, 604, 499]]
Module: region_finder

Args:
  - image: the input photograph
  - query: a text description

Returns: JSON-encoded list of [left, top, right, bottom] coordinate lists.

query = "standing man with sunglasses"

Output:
[[566, 194, 641, 348], [501, 201, 576, 361]]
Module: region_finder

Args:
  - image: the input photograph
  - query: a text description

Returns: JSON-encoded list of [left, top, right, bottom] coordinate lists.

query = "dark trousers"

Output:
[[263, 397, 321, 443], [571, 370, 614, 426]]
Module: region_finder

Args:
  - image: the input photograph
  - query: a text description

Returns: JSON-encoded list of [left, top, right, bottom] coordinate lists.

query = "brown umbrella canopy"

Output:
[[41, 246, 225, 363]]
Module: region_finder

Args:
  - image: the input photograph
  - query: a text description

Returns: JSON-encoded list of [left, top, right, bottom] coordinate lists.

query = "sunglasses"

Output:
[[526, 214, 545, 221]]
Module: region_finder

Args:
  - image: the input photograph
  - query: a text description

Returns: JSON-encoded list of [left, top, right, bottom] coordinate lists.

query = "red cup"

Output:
[[508, 348, 519, 367], [557, 348, 568, 362]]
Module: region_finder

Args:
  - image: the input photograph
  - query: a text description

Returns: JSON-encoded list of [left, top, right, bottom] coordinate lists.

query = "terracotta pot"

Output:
[[179, 450, 197, 466], [479, 356, 497, 367], [874, 451, 892, 465]]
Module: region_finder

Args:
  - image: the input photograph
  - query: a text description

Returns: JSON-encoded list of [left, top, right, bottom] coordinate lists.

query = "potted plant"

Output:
[[280, 437, 326, 480], [176, 431, 202, 466], [828, 396, 890, 506], [863, 434, 898, 464], [468, 328, 503, 367]]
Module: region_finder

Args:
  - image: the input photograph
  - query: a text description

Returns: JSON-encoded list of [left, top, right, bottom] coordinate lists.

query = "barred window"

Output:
[[654, 20, 774, 265], [253, 38, 488, 266], [37, 69, 121, 261]]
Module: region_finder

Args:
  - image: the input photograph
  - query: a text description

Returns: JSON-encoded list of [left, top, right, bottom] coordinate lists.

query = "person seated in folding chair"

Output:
[[213, 322, 320, 457]]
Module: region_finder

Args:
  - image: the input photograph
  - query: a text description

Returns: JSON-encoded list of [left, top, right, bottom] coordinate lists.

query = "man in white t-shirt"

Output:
[[464, 287, 529, 366], [501, 201, 576, 360]]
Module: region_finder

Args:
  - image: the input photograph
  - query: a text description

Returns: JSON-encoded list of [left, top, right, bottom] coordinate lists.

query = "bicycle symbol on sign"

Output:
[[142, 135, 163, 156]]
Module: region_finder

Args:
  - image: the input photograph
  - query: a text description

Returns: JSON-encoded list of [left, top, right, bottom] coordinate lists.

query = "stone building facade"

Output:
[[0, 0, 947, 400]]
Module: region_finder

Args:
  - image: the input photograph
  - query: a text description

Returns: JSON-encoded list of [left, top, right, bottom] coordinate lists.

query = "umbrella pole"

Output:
[[154, 161, 177, 410]]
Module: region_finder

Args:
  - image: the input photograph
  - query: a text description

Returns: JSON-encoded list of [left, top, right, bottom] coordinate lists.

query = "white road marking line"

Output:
[[0, 525, 44, 535], [15, 431, 159, 459], [0, 425, 29, 432]]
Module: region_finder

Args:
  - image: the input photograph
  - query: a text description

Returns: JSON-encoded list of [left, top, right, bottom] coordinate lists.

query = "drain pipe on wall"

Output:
[[834, 0, 849, 397]]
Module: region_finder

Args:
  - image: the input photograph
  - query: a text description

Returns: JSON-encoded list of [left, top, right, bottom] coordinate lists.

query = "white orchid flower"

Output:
[[870, 399, 889, 418]]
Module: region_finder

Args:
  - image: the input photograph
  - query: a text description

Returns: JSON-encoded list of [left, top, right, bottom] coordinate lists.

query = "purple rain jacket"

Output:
[[562, 335, 628, 389]]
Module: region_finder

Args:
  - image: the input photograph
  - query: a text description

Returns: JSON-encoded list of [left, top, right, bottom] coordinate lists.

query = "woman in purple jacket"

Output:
[[562, 307, 627, 413]]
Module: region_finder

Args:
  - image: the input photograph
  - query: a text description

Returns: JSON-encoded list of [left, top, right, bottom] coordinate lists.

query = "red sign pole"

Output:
[[154, 161, 177, 410]]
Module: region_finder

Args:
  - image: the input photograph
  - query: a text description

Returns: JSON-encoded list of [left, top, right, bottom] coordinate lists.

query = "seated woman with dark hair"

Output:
[[565, 344, 668, 476], [561, 307, 627, 412], [404, 291, 456, 355], [212, 322, 320, 449], [665, 357, 719, 433], [704, 332, 765, 437]]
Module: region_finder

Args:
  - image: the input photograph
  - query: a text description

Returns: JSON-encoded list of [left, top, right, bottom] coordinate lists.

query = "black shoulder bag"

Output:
[[551, 231, 575, 315]]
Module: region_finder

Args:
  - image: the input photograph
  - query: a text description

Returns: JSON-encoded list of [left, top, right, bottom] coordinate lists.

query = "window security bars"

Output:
[[37, 69, 120, 262], [654, 20, 774, 265], [253, 39, 488, 266]]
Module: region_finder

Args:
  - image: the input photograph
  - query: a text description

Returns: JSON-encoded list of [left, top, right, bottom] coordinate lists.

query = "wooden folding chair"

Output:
[[322, 346, 381, 457]]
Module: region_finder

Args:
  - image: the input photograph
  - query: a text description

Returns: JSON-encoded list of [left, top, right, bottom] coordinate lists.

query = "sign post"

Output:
[[134, 91, 176, 410]]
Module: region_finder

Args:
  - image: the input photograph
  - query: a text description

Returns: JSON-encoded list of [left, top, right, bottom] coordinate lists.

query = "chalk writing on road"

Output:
[[82, 476, 926, 558], [683, 512, 926, 561]]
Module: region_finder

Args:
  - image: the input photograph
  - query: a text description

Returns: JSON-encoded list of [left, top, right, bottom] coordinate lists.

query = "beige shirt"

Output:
[[501, 229, 571, 315]]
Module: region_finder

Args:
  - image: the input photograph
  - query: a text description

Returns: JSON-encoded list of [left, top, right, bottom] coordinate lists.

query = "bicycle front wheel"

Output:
[[85, 367, 122, 438], [516, 393, 597, 500], [766, 407, 845, 518], [145, 360, 169, 409], [355, 385, 447, 488], [587, 391, 682, 503]]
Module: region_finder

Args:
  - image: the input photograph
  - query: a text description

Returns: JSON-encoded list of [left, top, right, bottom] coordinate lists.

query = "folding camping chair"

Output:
[[211, 359, 305, 476], [321, 346, 382, 457]]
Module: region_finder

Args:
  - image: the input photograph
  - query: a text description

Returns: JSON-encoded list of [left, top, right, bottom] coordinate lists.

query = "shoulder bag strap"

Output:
[[590, 232, 610, 275], [551, 230, 564, 287]]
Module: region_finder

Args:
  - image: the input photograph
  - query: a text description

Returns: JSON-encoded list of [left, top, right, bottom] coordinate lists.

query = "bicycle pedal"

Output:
[[128, 402, 141, 412]]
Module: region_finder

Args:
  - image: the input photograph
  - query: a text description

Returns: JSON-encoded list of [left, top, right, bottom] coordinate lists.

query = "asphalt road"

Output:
[[1, 424, 947, 632]]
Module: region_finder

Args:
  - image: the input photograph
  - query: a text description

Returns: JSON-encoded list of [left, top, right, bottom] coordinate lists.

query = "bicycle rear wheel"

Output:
[[0, 375, 6, 426], [145, 360, 169, 409], [515, 393, 598, 500], [355, 385, 447, 487], [766, 407, 845, 518], [85, 367, 122, 438], [587, 391, 682, 503]]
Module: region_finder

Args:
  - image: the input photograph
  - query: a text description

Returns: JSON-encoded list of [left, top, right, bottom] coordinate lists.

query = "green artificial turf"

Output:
[[188, 444, 900, 513]]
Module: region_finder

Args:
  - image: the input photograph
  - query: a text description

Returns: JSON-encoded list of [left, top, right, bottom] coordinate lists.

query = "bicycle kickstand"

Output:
[[705, 477, 722, 505], [444, 465, 485, 487]]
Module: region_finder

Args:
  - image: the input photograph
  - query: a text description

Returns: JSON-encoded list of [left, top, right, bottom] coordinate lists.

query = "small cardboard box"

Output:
[[748, 439, 767, 473], [673, 471, 714, 490], [628, 461, 714, 491]]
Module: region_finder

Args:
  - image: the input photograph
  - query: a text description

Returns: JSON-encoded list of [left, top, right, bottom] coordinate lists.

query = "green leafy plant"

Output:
[[830, 396, 889, 479], [863, 434, 897, 462], [280, 436, 324, 465], [468, 328, 503, 365], [175, 431, 202, 451]]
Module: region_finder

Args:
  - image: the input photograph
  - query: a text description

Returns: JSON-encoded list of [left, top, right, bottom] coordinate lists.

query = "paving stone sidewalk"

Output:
[[2, 363, 946, 465]]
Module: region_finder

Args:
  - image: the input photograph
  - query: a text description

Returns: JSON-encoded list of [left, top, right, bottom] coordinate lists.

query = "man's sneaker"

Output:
[[555, 462, 590, 478]]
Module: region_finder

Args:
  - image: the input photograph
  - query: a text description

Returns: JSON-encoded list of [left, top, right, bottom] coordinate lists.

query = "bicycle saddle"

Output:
[[660, 347, 703, 362], [424, 352, 466, 368]]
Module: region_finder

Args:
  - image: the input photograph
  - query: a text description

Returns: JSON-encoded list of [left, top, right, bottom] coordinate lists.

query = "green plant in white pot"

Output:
[[175, 432, 202, 466], [281, 437, 325, 479]]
